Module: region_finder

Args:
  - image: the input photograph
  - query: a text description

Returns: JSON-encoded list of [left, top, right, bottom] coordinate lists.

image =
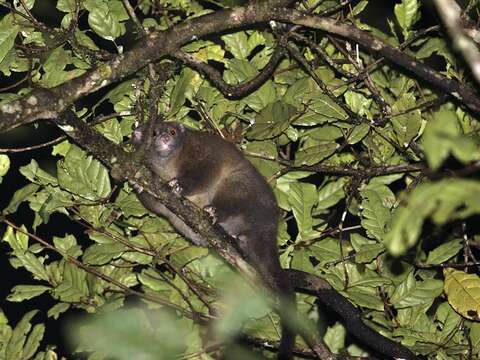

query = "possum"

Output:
[[132, 120, 295, 360]]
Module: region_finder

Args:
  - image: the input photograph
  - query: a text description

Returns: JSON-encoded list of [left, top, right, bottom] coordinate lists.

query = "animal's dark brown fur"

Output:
[[133, 121, 295, 359]]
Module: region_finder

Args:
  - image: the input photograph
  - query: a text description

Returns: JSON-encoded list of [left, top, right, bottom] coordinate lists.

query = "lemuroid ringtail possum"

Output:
[[132, 120, 296, 360]]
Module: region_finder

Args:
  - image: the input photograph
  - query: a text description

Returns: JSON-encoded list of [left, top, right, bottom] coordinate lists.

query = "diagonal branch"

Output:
[[54, 110, 330, 359], [3, 2, 480, 134], [0, 0, 284, 132], [288, 269, 419, 360], [273, 9, 480, 113]]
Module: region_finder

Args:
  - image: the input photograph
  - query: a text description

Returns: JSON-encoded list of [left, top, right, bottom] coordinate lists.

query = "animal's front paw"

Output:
[[132, 182, 144, 193], [168, 178, 183, 195], [203, 205, 218, 224]]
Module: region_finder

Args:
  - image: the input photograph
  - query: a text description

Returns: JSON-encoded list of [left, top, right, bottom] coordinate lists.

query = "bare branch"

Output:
[[173, 45, 286, 98], [433, 0, 480, 84]]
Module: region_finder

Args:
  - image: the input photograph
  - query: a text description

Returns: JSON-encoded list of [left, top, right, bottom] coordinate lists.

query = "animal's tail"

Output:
[[275, 273, 296, 360], [244, 232, 297, 360]]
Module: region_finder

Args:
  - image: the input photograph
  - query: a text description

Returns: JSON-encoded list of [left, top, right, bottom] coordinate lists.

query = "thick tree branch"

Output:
[[0, 0, 282, 132], [55, 112, 256, 280], [288, 270, 419, 360], [272, 9, 480, 113], [54, 110, 331, 359], [3, 1, 480, 133]]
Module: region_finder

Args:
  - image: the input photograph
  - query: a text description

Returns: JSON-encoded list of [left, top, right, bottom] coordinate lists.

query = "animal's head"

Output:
[[132, 121, 186, 158]]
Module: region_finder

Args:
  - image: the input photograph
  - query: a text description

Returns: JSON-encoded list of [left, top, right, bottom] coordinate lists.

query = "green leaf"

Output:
[[434, 302, 462, 342], [247, 101, 297, 140], [47, 303, 71, 320], [343, 287, 385, 311], [0, 15, 20, 64], [360, 184, 394, 241], [68, 308, 187, 360], [94, 118, 123, 144], [426, 239, 463, 265], [288, 182, 318, 241], [416, 38, 455, 64], [57, 145, 111, 200], [3, 184, 40, 214], [308, 238, 341, 265], [2, 226, 29, 251], [385, 179, 480, 255], [390, 272, 443, 308], [350, 234, 385, 263], [7, 285, 51, 302], [26, 187, 73, 225], [16, 253, 50, 282], [14, 0, 34, 10], [471, 323, 480, 354], [53, 262, 89, 302], [169, 69, 195, 116], [362, 130, 396, 163], [394, 0, 421, 35], [22, 324, 45, 360], [317, 178, 347, 210], [83, 243, 125, 265], [38, 47, 85, 88], [391, 93, 422, 146], [214, 278, 270, 340], [51, 140, 71, 157], [351, 0, 368, 16], [5, 310, 38, 360], [323, 323, 346, 353], [344, 91, 371, 116], [304, 126, 343, 142], [422, 109, 480, 169], [224, 30, 264, 61], [53, 235, 79, 255], [20, 160, 58, 186], [309, 94, 348, 120], [294, 143, 338, 166], [85, 0, 125, 40], [221, 32, 250, 60], [57, 0, 77, 12], [444, 269, 480, 321], [224, 59, 276, 111], [346, 123, 370, 144], [0, 154, 10, 180], [138, 268, 170, 294]]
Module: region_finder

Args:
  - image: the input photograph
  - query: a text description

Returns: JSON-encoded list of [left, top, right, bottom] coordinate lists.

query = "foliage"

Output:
[[1, 0, 480, 359]]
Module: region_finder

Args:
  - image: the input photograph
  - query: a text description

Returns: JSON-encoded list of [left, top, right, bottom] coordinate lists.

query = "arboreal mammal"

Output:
[[132, 120, 295, 359]]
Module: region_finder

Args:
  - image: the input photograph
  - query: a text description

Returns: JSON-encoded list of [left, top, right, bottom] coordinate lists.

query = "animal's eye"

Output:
[[169, 128, 177, 136]]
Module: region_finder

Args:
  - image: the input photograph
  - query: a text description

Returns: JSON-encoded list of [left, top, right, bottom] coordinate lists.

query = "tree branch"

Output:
[[273, 9, 480, 113], [288, 269, 419, 360], [172, 44, 286, 98], [54, 110, 331, 358], [0, 0, 280, 132], [3, 1, 480, 133], [433, 0, 480, 84]]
